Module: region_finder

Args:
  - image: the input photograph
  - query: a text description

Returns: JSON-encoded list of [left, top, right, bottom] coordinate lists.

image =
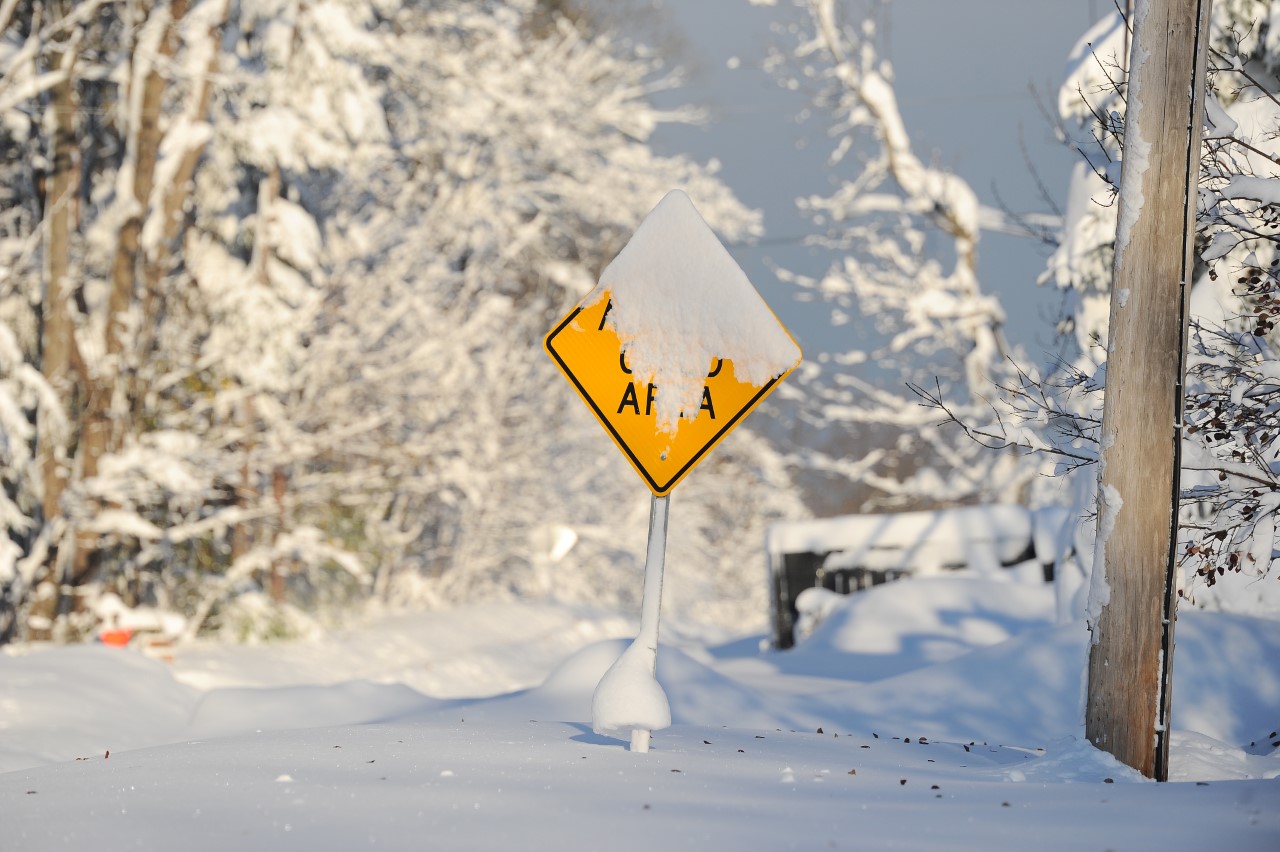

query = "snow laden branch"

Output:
[[907, 367, 1101, 473], [773, 0, 1030, 509], [802, 0, 1010, 387]]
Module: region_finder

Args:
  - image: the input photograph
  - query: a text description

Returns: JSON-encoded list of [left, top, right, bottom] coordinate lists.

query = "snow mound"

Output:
[[0, 647, 196, 772], [785, 575, 1055, 681], [189, 681, 433, 739], [590, 643, 670, 740]]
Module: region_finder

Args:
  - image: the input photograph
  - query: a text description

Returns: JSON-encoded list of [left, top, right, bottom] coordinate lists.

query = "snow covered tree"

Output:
[[305, 0, 796, 623], [766, 0, 1034, 512], [909, 4, 1280, 620], [761, 0, 1280, 627], [0, 0, 803, 642]]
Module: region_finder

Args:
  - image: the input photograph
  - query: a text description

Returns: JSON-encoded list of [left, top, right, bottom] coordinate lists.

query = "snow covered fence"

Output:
[[766, 504, 1069, 648]]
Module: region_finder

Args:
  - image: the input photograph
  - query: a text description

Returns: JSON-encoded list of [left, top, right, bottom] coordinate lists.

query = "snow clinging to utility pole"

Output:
[[1087, 482, 1121, 645], [1113, 1, 1152, 269]]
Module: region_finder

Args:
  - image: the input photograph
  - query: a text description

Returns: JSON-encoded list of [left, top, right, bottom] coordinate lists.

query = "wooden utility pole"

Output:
[[1085, 0, 1212, 781]]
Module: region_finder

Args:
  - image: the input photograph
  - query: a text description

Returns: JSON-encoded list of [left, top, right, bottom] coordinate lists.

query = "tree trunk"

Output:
[[232, 395, 257, 564], [30, 26, 80, 640], [69, 2, 196, 602], [270, 466, 287, 602], [135, 0, 222, 418], [1085, 0, 1212, 781]]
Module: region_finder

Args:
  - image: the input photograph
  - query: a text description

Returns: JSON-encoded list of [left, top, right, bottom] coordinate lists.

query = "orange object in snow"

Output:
[[99, 628, 133, 647]]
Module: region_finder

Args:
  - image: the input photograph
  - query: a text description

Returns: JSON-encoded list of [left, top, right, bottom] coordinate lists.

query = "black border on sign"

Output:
[[545, 306, 781, 497]]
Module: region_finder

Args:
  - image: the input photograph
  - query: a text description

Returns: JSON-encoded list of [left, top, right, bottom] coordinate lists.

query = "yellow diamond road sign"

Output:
[[545, 293, 795, 497]]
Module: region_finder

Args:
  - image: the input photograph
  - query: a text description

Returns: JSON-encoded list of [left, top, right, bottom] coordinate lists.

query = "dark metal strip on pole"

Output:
[[1085, 0, 1213, 782], [1156, 0, 1213, 783], [630, 492, 670, 753]]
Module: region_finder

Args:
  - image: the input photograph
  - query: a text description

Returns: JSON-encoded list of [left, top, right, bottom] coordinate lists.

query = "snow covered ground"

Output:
[[3, 577, 1278, 850]]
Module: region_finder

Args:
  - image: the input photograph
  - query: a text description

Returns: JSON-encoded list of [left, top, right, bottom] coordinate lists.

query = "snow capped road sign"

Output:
[[544, 190, 800, 496], [545, 296, 788, 495]]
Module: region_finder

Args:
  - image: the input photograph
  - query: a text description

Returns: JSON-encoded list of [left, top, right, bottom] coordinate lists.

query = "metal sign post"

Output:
[[628, 493, 670, 753]]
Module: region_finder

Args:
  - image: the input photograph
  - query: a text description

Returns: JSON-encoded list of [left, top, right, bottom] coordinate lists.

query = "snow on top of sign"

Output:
[[587, 189, 801, 433]]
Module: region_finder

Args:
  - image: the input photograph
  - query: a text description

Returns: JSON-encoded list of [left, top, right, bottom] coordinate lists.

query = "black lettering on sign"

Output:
[[700, 387, 715, 419], [598, 300, 614, 331], [617, 382, 640, 415], [619, 352, 631, 375], [617, 382, 659, 416], [707, 358, 723, 378]]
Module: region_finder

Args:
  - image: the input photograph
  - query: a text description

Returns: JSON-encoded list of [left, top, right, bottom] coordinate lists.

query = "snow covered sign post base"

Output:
[[544, 190, 801, 751]]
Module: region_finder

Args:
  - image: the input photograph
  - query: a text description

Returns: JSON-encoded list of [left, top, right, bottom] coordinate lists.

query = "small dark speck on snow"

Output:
[[1002, 802, 1011, 808], [931, 785, 940, 790], [737, 749, 745, 753], [755, 735, 766, 739], [670, 769, 682, 773], [899, 779, 907, 786], [26, 790, 36, 795], [860, 745, 870, 749], [703, 740, 712, 745], [816, 728, 824, 734], [847, 769, 856, 776], [1196, 782, 1210, 786], [1103, 778, 1114, 784]]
